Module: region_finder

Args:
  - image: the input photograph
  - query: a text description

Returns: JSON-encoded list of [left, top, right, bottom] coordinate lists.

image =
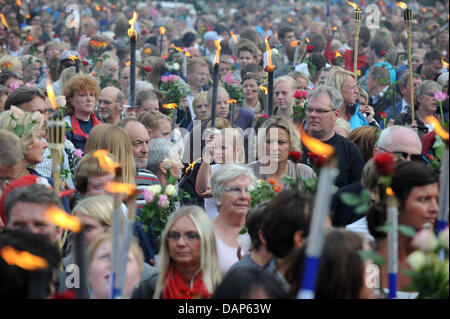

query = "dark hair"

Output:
[[285, 228, 365, 299], [424, 50, 443, 63], [181, 32, 197, 48], [4, 87, 46, 110], [370, 37, 391, 57], [240, 63, 263, 80], [0, 71, 22, 86], [213, 266, 288, 299], [359, 26, 371, 46], [246, 202, 268, 251], [306, 32, 327, 53], [277, 26, 295, 42], [367, 161, 439, 240], [0, 228, 61, 298], [310, 53, 326, 73], [262, 190, 313, 258]]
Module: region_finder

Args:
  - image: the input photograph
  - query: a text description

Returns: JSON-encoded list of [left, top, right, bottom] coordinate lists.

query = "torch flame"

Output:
[[214, 39, 222, 65], [259, 85, 268, 94], [92, 149, 121, 174], [16, 0, 22, 6], [298, 125, 335, 158], [185, 157, 202, 174], [396, 2, 408, 10], [68, 54, 78, 61], [441, 58, 449, 69], [230, 32, 238, 45], [265, 36, 274, 72], [104, 181, 137, 196], [346, 0, 359, 10], [335, 51, 343, 58], [1, 246, 48, 271], [159, 26, 166, 36], [332, 26, 338, 31], [305, 37, 310, 44], [425, 116, 449, 140], [162, 103, 178, 109], [46, 205, 82, 233], [290, 40, 300, 47], [386, 187, 394, 196], [170, 44, 191, 57], [227, 99, 237, 104], [0, 13, 8, 29], [46, 79, 58, 110], [128, 11, 138, 38]]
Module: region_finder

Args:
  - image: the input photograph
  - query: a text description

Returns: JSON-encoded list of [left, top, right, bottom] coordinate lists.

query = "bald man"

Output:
[[97, 87, 125, 124]]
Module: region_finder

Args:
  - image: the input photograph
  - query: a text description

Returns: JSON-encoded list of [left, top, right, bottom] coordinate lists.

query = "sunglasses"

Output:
[[379, 147, 423, 162]]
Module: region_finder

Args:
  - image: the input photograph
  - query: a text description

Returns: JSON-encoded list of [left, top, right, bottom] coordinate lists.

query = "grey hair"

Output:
[[437, 72, 449, 89], [308, 85, 344, 110], [211, 164, 256, 209], [416, 80, 442, 99], [116, 89, 126, 110], [147, 138, 177, 173], [375, 125, 422, 151], [0, 129, 24, 166]]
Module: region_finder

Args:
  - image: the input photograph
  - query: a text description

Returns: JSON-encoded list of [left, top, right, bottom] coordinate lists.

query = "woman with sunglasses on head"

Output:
[[132, 206, 222, 299], [394, 80, 442, 138], [211, 164, 256, 274]]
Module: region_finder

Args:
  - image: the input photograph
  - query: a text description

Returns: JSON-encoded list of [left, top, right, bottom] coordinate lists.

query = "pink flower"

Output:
[[223, 73, 233, 85], [74, 149, 83, 159], [412, 228, 438, 251], [161, 75, 178, 82], [144, 189, 155, 203], [157, 194, 169, 208], [9, 82, 20, 92], [434, 91, 448, 102]]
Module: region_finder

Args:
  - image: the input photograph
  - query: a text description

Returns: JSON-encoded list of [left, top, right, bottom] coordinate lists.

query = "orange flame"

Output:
[[214, 39, 222, 65], [1, 246, 48, 271], [422, 8, 427, 13], [185, 157, 202, 174], [332, 26, 338, 31], [124, 60, 131, 66], [170, 44, 191, 57], [128, 11, 138, 38], [104, 182, 137, 196], [265, 36, 274, 72], [16, 0, 22, 6], [46, 79, 58, 110], [230, 31, 238, 44], [298, 125, 335, 157], [290, 40, 300, 47], [68, 54, 79, 61], [305, 37, 310, 44], [92, 149, 121, 174], [162, 103, 178, 109], [71, 19, 77, 28], [346, 0, 359, 10], [46, 205, 82, 233], [335, 51, 343, 58], [442, 58, 449, 69], [386, 187, 394, 196], [0, 13, 8, 29], [159, 26, 166, 36], [95, 4, 100, 11], [396, 2, 408, 10], [227, 99, 237, 104], [259, 85, 268, 94], [425, 116, 449, 140]]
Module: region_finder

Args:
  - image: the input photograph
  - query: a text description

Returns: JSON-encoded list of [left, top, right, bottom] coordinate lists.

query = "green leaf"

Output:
[[398, 224, 416, 238], [340, 192, 360, 206], [355, 205, 369, 214], [358, 249, 385, 266], [239, 226, 248, 235], [376, 222, 392, 233]]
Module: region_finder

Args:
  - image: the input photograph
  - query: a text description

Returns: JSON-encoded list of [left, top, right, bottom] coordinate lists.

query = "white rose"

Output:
[[271, 48, 279, 55], [247, 185, 255, 192], [407, 251, 427, 270], [237, 233, 251, 256], [439, 226, 449, 249], [172, 62, 180, 71], [165, 184, 177, 197], [147, 185, 161, 195], [56, 96, 67, 108]]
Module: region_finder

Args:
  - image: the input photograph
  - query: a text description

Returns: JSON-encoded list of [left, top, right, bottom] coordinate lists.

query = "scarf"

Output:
[[70, 113, 102, 139], [163, 265, 211, 299]]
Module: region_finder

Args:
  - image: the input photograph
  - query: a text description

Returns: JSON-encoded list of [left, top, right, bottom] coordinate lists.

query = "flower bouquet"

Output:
[[292, 90, 308, 123], [159, 74, 193, 106], [404, 226, 449, 299], [248, 178, 281, 209], [221, 73, 244, 104]]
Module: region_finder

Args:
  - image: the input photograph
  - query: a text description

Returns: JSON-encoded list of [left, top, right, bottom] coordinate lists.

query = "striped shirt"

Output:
[[136, 168, 160, 208]]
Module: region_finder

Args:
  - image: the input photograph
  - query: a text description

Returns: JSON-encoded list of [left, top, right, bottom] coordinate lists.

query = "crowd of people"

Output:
[[0, 0, 448, 299]]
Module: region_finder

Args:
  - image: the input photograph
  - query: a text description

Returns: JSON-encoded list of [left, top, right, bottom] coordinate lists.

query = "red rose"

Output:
[[306, 45, 314, 52], [378, 111, 387, 119], [289, 150, 302, 163], [293, 90, 303, 99], [301, 91, 308, 99], [426, 154, 435, 160], [379, 50, 386, 57], [53, 34, 59, 38], [307, 152, 327, 168], [82, 60, 89, 66], [141, 30, 148, 35], [374, 152, 395, 176], [144, 66, 153, 72], [262, 113, 269, 119]]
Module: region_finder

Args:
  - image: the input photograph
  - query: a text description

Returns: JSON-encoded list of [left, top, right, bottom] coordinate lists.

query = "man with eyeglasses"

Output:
[[374, 125, 423, 162], [96, 86, 125, 125], [301, 85, 364, 189]]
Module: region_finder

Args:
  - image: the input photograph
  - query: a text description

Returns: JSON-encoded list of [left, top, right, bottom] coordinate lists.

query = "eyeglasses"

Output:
[[305, 108, 334, 115], [223, 187, 251, 195], [378, 147, 423, 162], [167, 231, 200, 243], [423, 92, 436, 98]]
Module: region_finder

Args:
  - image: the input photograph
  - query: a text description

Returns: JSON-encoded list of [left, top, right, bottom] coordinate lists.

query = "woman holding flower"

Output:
[[394, 80, 443, 138], [63, 74, 102, 152], [147, 138, 184, 188], [367, 161, 439, 296], [211, 164, 256, 274]]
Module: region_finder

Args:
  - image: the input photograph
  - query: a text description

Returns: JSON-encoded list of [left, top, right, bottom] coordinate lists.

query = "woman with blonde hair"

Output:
[[20, 54, 42, 84], [247, 115, 315, 188], [63, 73, 102, 151], [84, 123, 136, 187], [150, 206, 222, 299], [273, 75, 297, 120]]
